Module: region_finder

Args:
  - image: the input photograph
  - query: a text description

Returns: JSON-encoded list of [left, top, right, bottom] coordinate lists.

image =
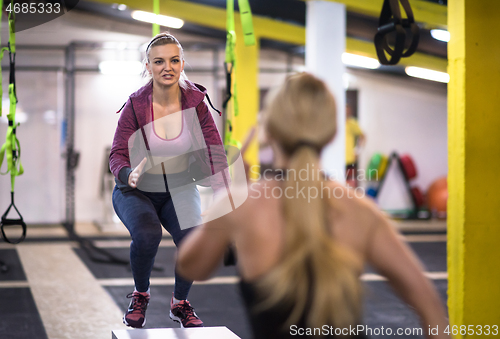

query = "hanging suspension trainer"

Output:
[[0, 0, 26, 245], [222, 0, 255, 266], [374, 0, 419, 65], [223, 0, 255, 148]]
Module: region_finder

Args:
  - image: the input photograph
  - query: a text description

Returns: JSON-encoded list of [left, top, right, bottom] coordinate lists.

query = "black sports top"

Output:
[[239, 279, 367, 339]]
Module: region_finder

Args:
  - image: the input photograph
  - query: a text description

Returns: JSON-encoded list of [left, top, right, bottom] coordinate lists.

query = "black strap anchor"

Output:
[[374, 0, 420, 65], [222, 62, 233, 110], [1, 191, 26, 244]]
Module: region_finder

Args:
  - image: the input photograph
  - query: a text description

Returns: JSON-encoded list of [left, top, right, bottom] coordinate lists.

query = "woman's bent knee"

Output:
[[132, 228, 162, 249]]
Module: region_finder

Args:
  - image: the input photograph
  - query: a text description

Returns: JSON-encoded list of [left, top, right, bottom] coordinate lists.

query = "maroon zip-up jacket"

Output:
[[109, 80, 229, 193]]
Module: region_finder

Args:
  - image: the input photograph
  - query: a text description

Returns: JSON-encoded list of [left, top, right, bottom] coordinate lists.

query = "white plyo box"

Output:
[[112, 326, 241, 339]]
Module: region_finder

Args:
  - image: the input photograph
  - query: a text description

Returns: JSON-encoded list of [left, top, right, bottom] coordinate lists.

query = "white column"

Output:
[[306, 1, 346, 182]]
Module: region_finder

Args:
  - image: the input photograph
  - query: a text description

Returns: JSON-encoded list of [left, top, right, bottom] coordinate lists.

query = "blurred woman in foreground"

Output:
[[177, 73, 450, 338]]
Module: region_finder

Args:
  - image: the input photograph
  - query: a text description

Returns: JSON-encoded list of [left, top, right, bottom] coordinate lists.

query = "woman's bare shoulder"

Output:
[[325, 180, 388, 226], [207, 180, 272, 224]]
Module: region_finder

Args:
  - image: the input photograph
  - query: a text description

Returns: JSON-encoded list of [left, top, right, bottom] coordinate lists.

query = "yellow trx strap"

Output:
[[223, 0, 255, 148], [152, 0, 160, 36], [0, 0, 26, 244]]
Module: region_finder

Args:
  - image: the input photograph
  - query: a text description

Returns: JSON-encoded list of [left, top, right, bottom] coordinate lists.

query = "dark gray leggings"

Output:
[[112, 182, 201, 299]]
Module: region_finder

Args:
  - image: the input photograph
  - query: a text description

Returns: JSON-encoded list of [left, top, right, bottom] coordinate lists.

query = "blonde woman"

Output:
[[176, 73, 450, 338], [109, 32, 228, 328]]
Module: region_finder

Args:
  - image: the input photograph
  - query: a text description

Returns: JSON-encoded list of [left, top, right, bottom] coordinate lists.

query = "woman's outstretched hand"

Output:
[[128, 157, 147, 188]]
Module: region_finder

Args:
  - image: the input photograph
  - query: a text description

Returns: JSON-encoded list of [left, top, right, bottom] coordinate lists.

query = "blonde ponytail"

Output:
[[256, 73, 363, 331]]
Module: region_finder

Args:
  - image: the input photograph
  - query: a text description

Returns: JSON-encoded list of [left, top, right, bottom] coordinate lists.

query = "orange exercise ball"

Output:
[[427, 177, 448, 218]]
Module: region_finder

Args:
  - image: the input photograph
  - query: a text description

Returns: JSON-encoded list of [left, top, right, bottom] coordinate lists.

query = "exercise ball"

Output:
[[411, 186, 424, 208], [427, 177, 447, 218], [377, 155, 389, 180], [367, 153, 383, 181], [366, 186, 378, 198], [400, 154, 417, 180]]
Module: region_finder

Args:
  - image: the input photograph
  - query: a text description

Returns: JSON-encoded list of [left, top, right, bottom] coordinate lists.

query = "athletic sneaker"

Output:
[[169, 294, 204, 328], [123, 291, 150, 328]]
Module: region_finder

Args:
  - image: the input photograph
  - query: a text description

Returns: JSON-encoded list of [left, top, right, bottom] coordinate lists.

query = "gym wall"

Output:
[[351, 69, 447, 191], [0, 34, 447, 225]]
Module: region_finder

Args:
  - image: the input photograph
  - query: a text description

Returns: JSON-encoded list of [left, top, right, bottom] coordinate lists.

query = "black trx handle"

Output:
[[374, 0, 420, 65], [1, 192, 26, 244], [7, 41, 16, 100], [222, 62, 233, 109]]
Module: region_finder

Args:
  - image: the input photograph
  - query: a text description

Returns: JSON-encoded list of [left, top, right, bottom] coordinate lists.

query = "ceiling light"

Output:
[[99, 61, 143, 75], [131, 10, 184, 29], [111, 3, 127, 11], [430, 29, 450, 42], [342, 53, 380, 69], [405, 66, 449, 83]]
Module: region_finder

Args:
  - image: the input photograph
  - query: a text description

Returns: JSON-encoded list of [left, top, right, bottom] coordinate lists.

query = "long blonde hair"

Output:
[[257, 73, 362, 331], [142, 32, 188, 88]]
